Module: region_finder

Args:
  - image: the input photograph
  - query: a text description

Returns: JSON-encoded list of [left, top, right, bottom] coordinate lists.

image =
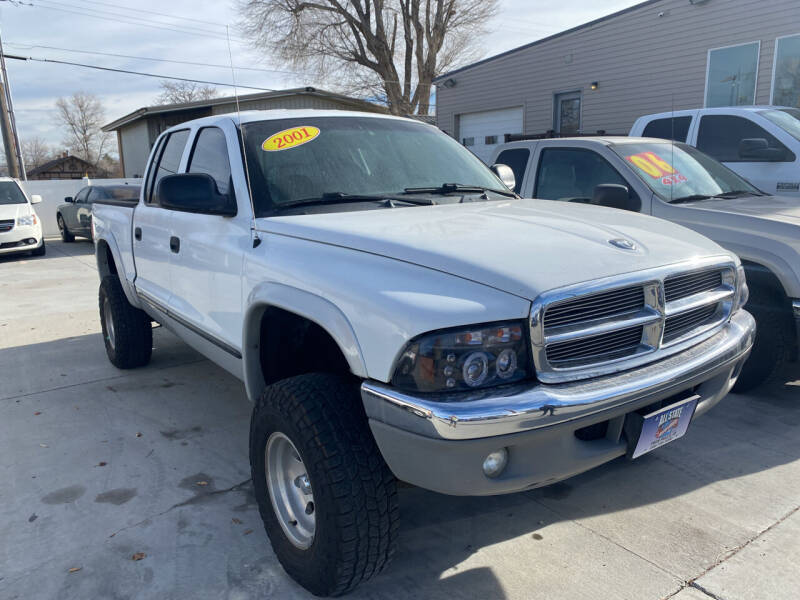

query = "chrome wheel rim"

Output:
[[57, 217, 64, 235], [103, 298, 115, 349], [265, 432, 315, 549]]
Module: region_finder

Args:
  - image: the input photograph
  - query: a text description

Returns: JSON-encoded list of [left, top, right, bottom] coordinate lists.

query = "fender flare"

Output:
[[724, 241, 799, 299], [242, 281, 368, 402], [95, 237, 140, 308]]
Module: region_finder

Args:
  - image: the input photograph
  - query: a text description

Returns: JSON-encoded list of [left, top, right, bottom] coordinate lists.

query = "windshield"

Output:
[[242, 116, 508, 215], [0, 181, 28, 205], [610, 142, 761, 202], [759, 108, 800, 142]]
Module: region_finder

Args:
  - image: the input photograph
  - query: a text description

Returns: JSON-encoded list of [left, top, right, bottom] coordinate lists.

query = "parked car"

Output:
[[0, 177, 45, 257], [93, 111, 755, 596], [57, 184, 140, 242], [630, 106, 800, 196], [490, 136, 799, 390]]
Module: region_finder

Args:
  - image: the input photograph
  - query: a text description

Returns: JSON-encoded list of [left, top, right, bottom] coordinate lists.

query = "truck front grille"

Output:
[[663, 303, 720, 343], [0, 219, 14, 232], [530, 262, 736, 383]]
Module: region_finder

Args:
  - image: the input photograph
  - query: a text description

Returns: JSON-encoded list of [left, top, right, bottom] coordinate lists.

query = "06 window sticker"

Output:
[[626, 151, 688, 185]]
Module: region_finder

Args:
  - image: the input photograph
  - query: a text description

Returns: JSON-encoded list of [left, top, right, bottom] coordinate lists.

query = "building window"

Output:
[[705, 42, 760, 107], [772, 34, 800, 107], [462, 137, 475, 146], [554, 91, 581, 134], [484, 135, 498, 145]]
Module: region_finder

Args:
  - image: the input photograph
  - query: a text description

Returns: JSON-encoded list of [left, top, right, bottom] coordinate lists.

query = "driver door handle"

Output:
[[134, 227, 142, 241], [170, 236, 180, 253]]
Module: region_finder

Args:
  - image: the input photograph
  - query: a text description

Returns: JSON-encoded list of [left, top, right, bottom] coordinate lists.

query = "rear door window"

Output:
[[148, 129, 190, 204], [495, 148, 530, 194], [642, 117, 692, 142], [696, 115, 793, 162], [535, 148, 628, 201]]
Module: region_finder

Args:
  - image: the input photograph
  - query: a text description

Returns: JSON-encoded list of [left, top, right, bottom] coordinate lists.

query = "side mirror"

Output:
[[738, 138, 786, 162], [490, 163, 516, 192], [592, 184, 641, 212], [158, 173, 237, 217], [30, 194, 42, 204], [64, 196, 74, 203]]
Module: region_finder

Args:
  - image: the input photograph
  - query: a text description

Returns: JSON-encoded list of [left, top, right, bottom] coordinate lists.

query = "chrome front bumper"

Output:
[[362, 310, 755, 495], [363, 310, 755, 441]]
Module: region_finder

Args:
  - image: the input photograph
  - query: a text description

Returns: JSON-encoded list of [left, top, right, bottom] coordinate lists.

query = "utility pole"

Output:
[[0, 26, 24, 179], [0, 80, 19, 178]]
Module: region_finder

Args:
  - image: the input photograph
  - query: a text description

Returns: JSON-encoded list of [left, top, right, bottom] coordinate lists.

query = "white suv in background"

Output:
[[630, 106, 800, 197], [0, 178, 45, 257]]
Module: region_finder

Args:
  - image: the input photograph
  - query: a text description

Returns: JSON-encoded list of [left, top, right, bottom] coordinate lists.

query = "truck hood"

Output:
[[679, 194, 800, 224], [0, 203, 31, 221], [257, 199, 729, 300]]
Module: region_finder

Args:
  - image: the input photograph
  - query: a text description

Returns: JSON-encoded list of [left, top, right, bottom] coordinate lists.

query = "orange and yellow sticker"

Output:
[[262, 126, 320, 151], [626, 151, 687, 185]]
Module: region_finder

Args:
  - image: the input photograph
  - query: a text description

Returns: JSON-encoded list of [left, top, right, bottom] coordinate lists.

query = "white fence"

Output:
[[21, 178, 142, 237]]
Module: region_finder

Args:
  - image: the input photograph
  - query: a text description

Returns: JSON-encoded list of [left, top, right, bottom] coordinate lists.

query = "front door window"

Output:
[[554, 92, 581, 134]]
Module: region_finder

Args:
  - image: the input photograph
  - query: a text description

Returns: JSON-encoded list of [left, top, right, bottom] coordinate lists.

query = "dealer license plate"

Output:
[[630, 395, 699, 459]]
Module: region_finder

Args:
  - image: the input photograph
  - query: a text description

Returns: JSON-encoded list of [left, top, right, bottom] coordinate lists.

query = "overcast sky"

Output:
[[0, 0, 642, 153]]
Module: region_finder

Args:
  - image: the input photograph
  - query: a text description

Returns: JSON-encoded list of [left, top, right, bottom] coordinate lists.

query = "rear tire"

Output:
[[250, 373, 399, 597], [733, 285, 794, 392], [30, 239, 45, 256], [98, 275, 152, 369], [57, 214, 74, 242]]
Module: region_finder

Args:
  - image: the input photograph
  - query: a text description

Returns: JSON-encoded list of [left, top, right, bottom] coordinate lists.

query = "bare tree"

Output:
[[21, 136, 53, 170], [156, 80, 219, 104], [55, 92, 111, 165], [238, 0, 498, 115]]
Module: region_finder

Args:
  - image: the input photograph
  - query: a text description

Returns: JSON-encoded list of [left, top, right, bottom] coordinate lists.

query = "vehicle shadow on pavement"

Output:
[[0, 237, 94, 264], [1, 325, 798, 600]]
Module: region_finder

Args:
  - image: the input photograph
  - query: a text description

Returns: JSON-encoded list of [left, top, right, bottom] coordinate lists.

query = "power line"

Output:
[[2, 0, 248, 43], [70, 0, 228, 29], [6, 42, 301, 76], [4, 53, 274, 91]]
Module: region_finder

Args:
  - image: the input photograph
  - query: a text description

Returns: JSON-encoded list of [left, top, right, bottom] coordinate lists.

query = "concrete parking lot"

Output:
[[1, 239, 798, 600]]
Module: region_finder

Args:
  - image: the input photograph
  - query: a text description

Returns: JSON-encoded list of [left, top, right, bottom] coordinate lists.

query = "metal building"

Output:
[[434, 0, 800, 163]]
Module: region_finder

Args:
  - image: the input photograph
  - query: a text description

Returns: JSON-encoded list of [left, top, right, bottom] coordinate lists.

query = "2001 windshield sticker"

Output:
[[626, 151, 688, 185], [262, 126, 320, 151]]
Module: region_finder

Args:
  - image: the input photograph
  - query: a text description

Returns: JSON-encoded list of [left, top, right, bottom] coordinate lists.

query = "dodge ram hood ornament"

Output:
[[609, 238, 637, 250]]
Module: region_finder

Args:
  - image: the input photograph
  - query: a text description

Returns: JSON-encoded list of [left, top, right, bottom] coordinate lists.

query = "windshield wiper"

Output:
[[669, 194, 713, 204], [403, 183, 516, 198], [711, 190, 761, 198], [274, 192, 435, 211]]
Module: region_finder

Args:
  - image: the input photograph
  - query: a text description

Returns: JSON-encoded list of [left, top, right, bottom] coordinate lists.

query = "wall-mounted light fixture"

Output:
[[443, 78, 457, 88], [590, 81, 599, 90]]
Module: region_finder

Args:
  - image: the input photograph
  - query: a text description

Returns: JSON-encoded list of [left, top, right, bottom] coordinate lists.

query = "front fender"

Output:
[[242, 282, 368, 403]]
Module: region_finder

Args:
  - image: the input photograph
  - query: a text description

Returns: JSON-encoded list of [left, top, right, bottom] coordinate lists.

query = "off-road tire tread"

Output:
[[733, 285, 794, 392], [250, 373, 399, 597], [98, 275, 152, 369]]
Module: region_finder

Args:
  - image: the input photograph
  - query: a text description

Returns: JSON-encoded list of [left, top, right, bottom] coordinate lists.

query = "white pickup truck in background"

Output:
[[92, 110, 754, 596], [490, 136, 800, 391], [630, 106, 800, 197]]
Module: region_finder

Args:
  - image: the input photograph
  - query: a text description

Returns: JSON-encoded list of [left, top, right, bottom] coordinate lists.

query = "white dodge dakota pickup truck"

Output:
[[93, 110, 755, 596]]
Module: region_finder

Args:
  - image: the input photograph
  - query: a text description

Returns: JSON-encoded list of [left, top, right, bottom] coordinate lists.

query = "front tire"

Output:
[[98, 275, 152, 369], [733, 285, 794, 392], [250, 373, 399, 597], [57, 214, 74, 242]]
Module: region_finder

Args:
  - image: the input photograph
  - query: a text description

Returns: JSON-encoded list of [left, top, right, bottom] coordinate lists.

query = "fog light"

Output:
[[482, 448, 508, 478]]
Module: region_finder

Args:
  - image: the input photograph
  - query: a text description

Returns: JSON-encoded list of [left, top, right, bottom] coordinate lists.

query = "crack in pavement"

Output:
[[106, 478, 252, 540], [660, 504, 800, 600]]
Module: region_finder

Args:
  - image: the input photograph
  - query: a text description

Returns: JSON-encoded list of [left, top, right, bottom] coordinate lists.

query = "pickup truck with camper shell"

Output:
[[630, 106, 800, 197], [0, 177, 45, 257], [92, 110, 755, 596], [490, 136, 799, 391]]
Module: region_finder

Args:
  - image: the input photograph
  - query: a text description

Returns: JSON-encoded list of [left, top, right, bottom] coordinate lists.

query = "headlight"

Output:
[[17, 214, 37, 226], [734, 264, 749, 312], [391, 321, 532, 392]]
